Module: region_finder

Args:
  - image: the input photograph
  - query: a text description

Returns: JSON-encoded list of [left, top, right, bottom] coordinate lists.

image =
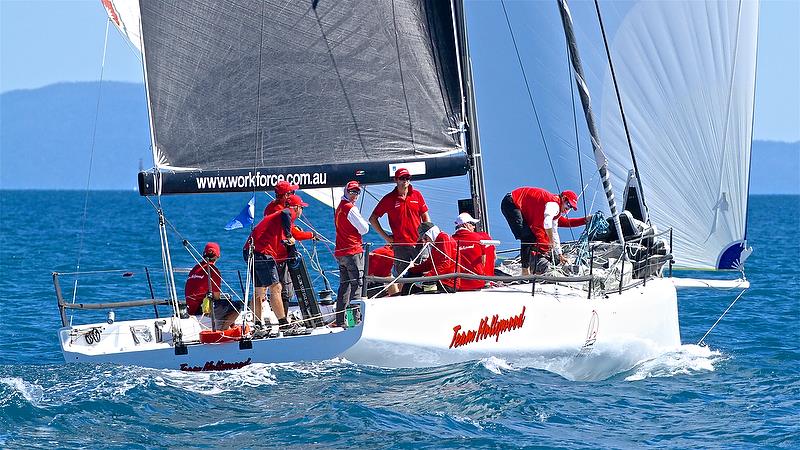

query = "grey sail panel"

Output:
[[139, 0, 462, 174]]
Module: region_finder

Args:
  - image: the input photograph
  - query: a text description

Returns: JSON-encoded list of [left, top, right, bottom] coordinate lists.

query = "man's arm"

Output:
[[348, 206, 370, 235], [369, 213, 393, 243], [281, 209, 295, 245]]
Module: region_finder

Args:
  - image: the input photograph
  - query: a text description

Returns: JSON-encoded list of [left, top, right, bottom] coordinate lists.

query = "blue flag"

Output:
[[225, 196, 255, 230]]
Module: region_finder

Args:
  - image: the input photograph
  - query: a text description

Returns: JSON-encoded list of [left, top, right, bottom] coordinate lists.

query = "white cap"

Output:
[[454, 212, 479, 226]]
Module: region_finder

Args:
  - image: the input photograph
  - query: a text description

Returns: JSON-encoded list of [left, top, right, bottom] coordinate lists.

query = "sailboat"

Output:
[[56, 0, 755, 377]]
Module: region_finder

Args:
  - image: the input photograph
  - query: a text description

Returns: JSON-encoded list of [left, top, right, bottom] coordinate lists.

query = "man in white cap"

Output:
[[452, 213, 488, 291]]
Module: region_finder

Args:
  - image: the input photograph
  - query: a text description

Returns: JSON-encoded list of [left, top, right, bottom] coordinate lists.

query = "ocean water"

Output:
[[0, 191, 797, 448]]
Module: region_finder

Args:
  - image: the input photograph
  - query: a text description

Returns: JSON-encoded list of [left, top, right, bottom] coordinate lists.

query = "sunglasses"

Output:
[[347, 190, 361, 195], [397, 176, 411, 181]]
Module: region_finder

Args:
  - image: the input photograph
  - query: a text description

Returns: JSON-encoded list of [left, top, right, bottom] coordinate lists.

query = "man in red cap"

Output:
[[501, 187, 589, 275], [249, 194, 309, 326], [369, 168, 430, 277], [333, 180, 370, 326], [184, 243, 242, 329], [258, 180, 316, 312], [263, 180, 299, 216]]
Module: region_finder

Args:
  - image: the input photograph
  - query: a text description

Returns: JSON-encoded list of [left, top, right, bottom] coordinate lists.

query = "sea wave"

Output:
[[624, 344, 724, 381]]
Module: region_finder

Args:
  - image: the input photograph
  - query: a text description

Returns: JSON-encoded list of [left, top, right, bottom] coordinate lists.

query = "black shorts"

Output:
[[254, 252, 280, 287], [213, 298, 245, 321]]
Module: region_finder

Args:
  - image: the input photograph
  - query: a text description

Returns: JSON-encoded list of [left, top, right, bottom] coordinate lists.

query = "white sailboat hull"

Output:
[[344, 278, 680, 378], [60, 304, 365, 371]]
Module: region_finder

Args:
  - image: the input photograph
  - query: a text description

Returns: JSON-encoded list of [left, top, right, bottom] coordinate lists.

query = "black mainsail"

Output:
[[135, 0, 470, 195]]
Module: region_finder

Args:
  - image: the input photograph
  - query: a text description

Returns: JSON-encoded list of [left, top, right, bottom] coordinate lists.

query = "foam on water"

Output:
[[154, 364, 278, 395], [624, 344, 723, 381], [1, 377, 44, 408], [479, 356, 515, 375]]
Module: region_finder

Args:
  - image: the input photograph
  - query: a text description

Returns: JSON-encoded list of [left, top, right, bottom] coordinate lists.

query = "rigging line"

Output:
[[567, 36, 587, 217], [697, 288, 747, 346], [311, 4, 368, 158], [71, 19, 112, 317], [499, 0, 560, 191], [390, 0, 416, 152], [593, 0, 647, 218]]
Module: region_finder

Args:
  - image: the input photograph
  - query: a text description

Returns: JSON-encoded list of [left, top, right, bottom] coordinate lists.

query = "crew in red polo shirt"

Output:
[[333, 180, 370, 326], [257, 180, 316, 314], [250, 194, 308, 326], [451, 213, 488, 291], [369, 168, 430, 276], [263, 180, 299, 216], [501, 187, 589, 275]]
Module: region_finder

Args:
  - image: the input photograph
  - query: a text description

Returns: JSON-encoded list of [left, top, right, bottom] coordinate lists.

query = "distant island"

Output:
[[1, 82, 797, 194]]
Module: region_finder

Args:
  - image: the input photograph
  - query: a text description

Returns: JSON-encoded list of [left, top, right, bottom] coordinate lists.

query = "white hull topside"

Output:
[[343, 277, 681, 377], [60, 305, 365, 371], [60, 279, 680, 377]]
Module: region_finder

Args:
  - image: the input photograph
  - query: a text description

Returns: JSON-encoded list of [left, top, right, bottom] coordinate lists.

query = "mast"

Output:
[[452, 0, 489, 233], [556, 0, 625, 247]]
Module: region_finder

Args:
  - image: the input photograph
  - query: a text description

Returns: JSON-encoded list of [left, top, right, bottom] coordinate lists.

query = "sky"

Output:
[[1, 0, 798, 143]]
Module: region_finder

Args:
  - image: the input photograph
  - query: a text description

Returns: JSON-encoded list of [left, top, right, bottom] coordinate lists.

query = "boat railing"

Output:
[[52, 270, 175, 328], [361, 226, 674, 299]]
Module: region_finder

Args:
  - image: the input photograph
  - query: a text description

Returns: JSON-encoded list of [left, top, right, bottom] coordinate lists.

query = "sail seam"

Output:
[[390, 0, 417, 153]]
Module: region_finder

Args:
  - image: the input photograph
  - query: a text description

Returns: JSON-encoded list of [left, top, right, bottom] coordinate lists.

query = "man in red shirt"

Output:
[[250, 194, 309, 326], [333, 181, 370, 326], [185, 242, 222, 316], [263, 180, 298, 216], [501, 187, 588, 275], [251, 180, 316, 316], [365, 245, 400, 297], [185, 243, 242, 330], [408, 221, 456, 293], [451, 213, 488, 291], [369, 168, 430, 277]]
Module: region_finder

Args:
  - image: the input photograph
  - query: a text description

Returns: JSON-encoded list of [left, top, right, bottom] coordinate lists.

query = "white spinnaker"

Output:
[[100, 0, 142, 52], [596, 0, 758, 269]]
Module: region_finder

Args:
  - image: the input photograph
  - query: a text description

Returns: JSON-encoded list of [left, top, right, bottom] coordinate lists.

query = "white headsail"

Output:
[[595, 0, 758, 270]]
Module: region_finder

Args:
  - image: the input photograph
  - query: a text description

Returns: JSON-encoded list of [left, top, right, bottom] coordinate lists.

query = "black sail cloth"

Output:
[[138, 0, 467, 194]]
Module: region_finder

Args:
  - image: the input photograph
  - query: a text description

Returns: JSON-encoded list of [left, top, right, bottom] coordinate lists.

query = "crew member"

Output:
[[185, 243, 242, 330], [257, 180, 317, 316], [333, 181, 369, 326], [369, 168, 430, 277], [501, 187, 588, 275], [263, 180, 299, 216], [451, 213, 487, 291], [366, 245, 400, 297], [185, 242, 222, 316], [250, 194, 309, 326], [407, 221, 456, 293]]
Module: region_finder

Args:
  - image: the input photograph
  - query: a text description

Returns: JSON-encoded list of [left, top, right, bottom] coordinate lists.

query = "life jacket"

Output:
[[334, 199, 363, 257]]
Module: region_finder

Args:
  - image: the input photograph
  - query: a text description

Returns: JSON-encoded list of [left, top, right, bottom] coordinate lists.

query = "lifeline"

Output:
[[449, 306, 526, 349]]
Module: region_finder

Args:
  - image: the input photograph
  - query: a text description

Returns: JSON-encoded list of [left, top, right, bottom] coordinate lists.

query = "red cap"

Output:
[[345, 180, 361, 192], [203, 242, 221, 258], [275, 180, 299, 195], [394, 168, 411, 179], [561, 190, 578, 210], [287, 194, 309, 207]]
